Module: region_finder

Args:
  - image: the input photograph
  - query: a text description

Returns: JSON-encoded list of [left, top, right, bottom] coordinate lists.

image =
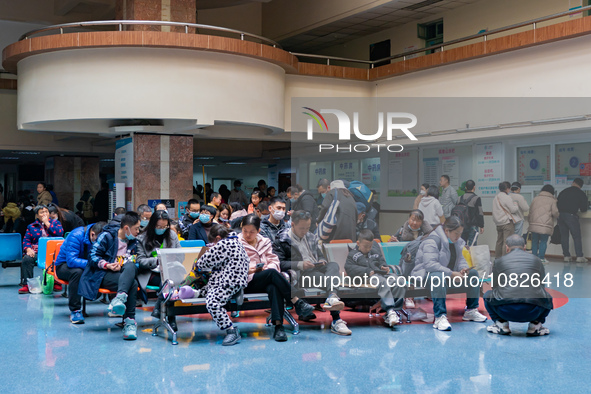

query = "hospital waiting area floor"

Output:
[[1, 258, 590, 393]]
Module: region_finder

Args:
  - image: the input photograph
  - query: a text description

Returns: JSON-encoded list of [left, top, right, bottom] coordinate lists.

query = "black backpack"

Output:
[[451, 193, 476, 227]]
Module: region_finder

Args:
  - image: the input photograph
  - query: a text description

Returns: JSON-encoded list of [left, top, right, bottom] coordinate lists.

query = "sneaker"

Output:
[[433, 315, 452, 331], [122, 317, 137, 340], [322, 295, 345, 311], [53, 283, 63, 292], [404, 298, 415, 309], [463, 308, 488, 322], [385, 310, 400, 327], [18, 285, 29, 294], [576, 257, 588, 264], [273, 325, 288, 342], [108, 292, 128, 317], [486, 320, 510, 335], [526, 322, 550, 336], [564, 256, 573, 263], [151, 303, 161, 319], [294, 299, 315, 319], [540, 258, 548, 265], [222, 327, 240, 346], [70, 310, 85, 324], [331, 319, 352, 336]]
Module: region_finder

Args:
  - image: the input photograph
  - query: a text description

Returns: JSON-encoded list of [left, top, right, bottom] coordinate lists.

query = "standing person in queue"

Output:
[[439, 175, 458, 219], [419, 186, 445, 228], [509, 182, 529, 236], [413, 183, 430, 210], [36, 182, 52, 206], [557, 178, 589, 264], [528, 185, 559, 263]]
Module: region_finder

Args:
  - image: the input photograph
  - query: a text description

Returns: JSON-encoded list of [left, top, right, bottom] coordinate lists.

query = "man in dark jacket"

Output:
[[273, 210, 351, 336], [55, 221, 106, 324], [79, 212, 140, 340], [484, 234, 553, 336], [260, 197, 290, 244], [557, 178, 589, 263], [317, 180, 358, 242], [188, 205, 216, 242], [179, 199, 201, 239], [345, 229, 406, 327], [459, 180, 485, 245], [292, 185, 320, 232]]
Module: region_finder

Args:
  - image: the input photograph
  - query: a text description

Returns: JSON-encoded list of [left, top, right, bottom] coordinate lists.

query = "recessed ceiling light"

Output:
[[194, 156, 214, 160], [11, 151, 40, 155], [0, 157, 19, 160], [100, 158, 115, 162], [226, 162, 247, 165]]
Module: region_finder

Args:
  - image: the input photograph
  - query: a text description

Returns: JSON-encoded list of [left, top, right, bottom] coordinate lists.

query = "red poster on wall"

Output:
[[580, 163, 591, 176]]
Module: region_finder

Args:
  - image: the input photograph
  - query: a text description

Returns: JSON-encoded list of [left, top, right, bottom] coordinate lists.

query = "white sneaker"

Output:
[[486, 320, 511, 335], [404, 298, 415, 308], [322, 296, 345, 311], [526, 322, 550, 336], [385, 310, 400, 327], [540, 258, 548, 265], [463, 308, 487, 322], [576, 257, 588, 264], [331, 319, 352, 336], [433, 315, 451, 331], [564, 256, 573, 263]]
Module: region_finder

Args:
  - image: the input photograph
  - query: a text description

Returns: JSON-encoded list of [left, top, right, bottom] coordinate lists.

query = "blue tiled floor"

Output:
[[1, 260, 590, 393]]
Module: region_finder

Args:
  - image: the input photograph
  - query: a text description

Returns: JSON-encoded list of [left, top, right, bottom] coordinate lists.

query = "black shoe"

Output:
[[294, 299, 315, 318], [151, 304, 161, 319], [222, 327, 240, 346], [299, 312, 317, 322], [273, 325, 288, 342], [168, 317, 178, 332]]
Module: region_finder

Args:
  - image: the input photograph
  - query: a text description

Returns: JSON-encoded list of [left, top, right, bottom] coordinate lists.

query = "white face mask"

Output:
[[272, 210, 285, 221], [420, 190, 426, 196]]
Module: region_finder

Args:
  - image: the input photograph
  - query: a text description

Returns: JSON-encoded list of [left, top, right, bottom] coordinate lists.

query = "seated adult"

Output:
[[55, 221, 107, 323], [155, 203, 168, 212], [389, 209, 433, 242], [114, 207, 127, 216], [345, 229, 406, 328], [254, 201, 270, 218], [229, 202, 247, 230], [260, 197, 290, 244], [79, 212, 141, 340], [137, 204, 153, 231], [273, 210, 351, 336], [19, 205, 65, 294], [48, 203, 85, 233], [418, 185, 445, 227], [239, 214, 315, 341], [215, 203, 232, 228], [136, 210, 181, 317], [179, 199, 200, 239], [188, 205, 217, 242], [484, 235, 553, 336], [355, 202, 379, 240], [412, 216, 487, 331], [208, 192, 222, 209]]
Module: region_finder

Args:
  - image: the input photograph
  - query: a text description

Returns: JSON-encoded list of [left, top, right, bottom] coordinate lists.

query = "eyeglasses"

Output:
[[155, 225, 169, 230]]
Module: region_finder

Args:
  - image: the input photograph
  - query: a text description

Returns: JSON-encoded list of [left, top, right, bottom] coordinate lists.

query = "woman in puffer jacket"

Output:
[[528, 185, 559, 262], [2, 202, 21, 233]]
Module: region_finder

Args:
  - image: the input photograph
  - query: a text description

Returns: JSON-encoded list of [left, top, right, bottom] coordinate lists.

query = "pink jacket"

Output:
[[238, 233, 281, 282]]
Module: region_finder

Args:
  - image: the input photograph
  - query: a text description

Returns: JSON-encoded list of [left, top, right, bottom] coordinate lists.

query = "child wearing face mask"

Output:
[[188, 205, 217, 243]]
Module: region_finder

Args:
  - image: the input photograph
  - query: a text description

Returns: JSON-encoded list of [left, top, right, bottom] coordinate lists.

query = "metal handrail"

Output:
[[18, 20, 281, 48], [292, 4, 591, 66], [15, 4, 591, 68]]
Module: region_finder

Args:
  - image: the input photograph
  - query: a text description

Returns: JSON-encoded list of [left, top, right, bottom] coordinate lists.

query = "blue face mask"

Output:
[[235, 187, 241, 191], [199, 215, 211, 224], [140, 219, 149, 227], [290, 198, 296, 203], [155, 228, 166, 236], [321, 193, 326, 198], [220, 218, 229, 223], [189, 212, 199, 219], [125, 230, 136, 241], [448, 239, 454, 244]]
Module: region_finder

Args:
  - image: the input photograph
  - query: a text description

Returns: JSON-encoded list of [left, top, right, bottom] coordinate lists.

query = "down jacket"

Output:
[[273, 228, 326, 273], [345, 241, 387, 277], [55, 225, 93, 269], [136, 231, 181, 290], [194, 233, 249, 290], [238, 233, 281, 282], [411, 225, 468, 279], [528, 191, 559, 235]]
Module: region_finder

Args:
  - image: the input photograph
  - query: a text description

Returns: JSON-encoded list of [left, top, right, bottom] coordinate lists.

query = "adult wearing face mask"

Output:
[[179, 199, 201, 239], [260, 197, 290, 244], [137, 204, 153, 232], [413, 183, 430, 210], [316, 178, 330, 206], [388, 209, 433, 242], [228, 180, 249, 209], [412, 216, 488, 331], [188, 205, 217, 243], [55, 221, 107, 324], [136, 210, 181, 317]]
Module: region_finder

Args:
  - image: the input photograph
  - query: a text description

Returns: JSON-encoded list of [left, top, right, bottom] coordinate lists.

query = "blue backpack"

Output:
[[348, 181, 373, 207]]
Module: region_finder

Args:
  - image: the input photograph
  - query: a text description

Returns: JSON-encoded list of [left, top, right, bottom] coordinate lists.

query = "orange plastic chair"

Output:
[[46, 240, 68, 286], [329, 239, 353, 244]]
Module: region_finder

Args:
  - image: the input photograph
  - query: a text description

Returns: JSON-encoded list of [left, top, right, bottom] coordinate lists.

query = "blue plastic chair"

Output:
[[37, 237, 65, 269], [180, 240, 206, 248], [380, 242, 410, 265], [0, 233, 22, 262]]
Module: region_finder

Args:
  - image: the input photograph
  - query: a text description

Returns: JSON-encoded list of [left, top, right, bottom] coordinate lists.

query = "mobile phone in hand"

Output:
[[256, 262, 264, 270]]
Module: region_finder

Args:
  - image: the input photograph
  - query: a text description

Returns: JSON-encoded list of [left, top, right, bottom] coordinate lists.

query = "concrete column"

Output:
[[132, 133, 193, 216], [115, 0, 196, 32]]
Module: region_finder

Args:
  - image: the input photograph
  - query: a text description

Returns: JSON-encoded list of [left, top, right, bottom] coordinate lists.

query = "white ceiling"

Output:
[[279, 0, 479, 54]]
